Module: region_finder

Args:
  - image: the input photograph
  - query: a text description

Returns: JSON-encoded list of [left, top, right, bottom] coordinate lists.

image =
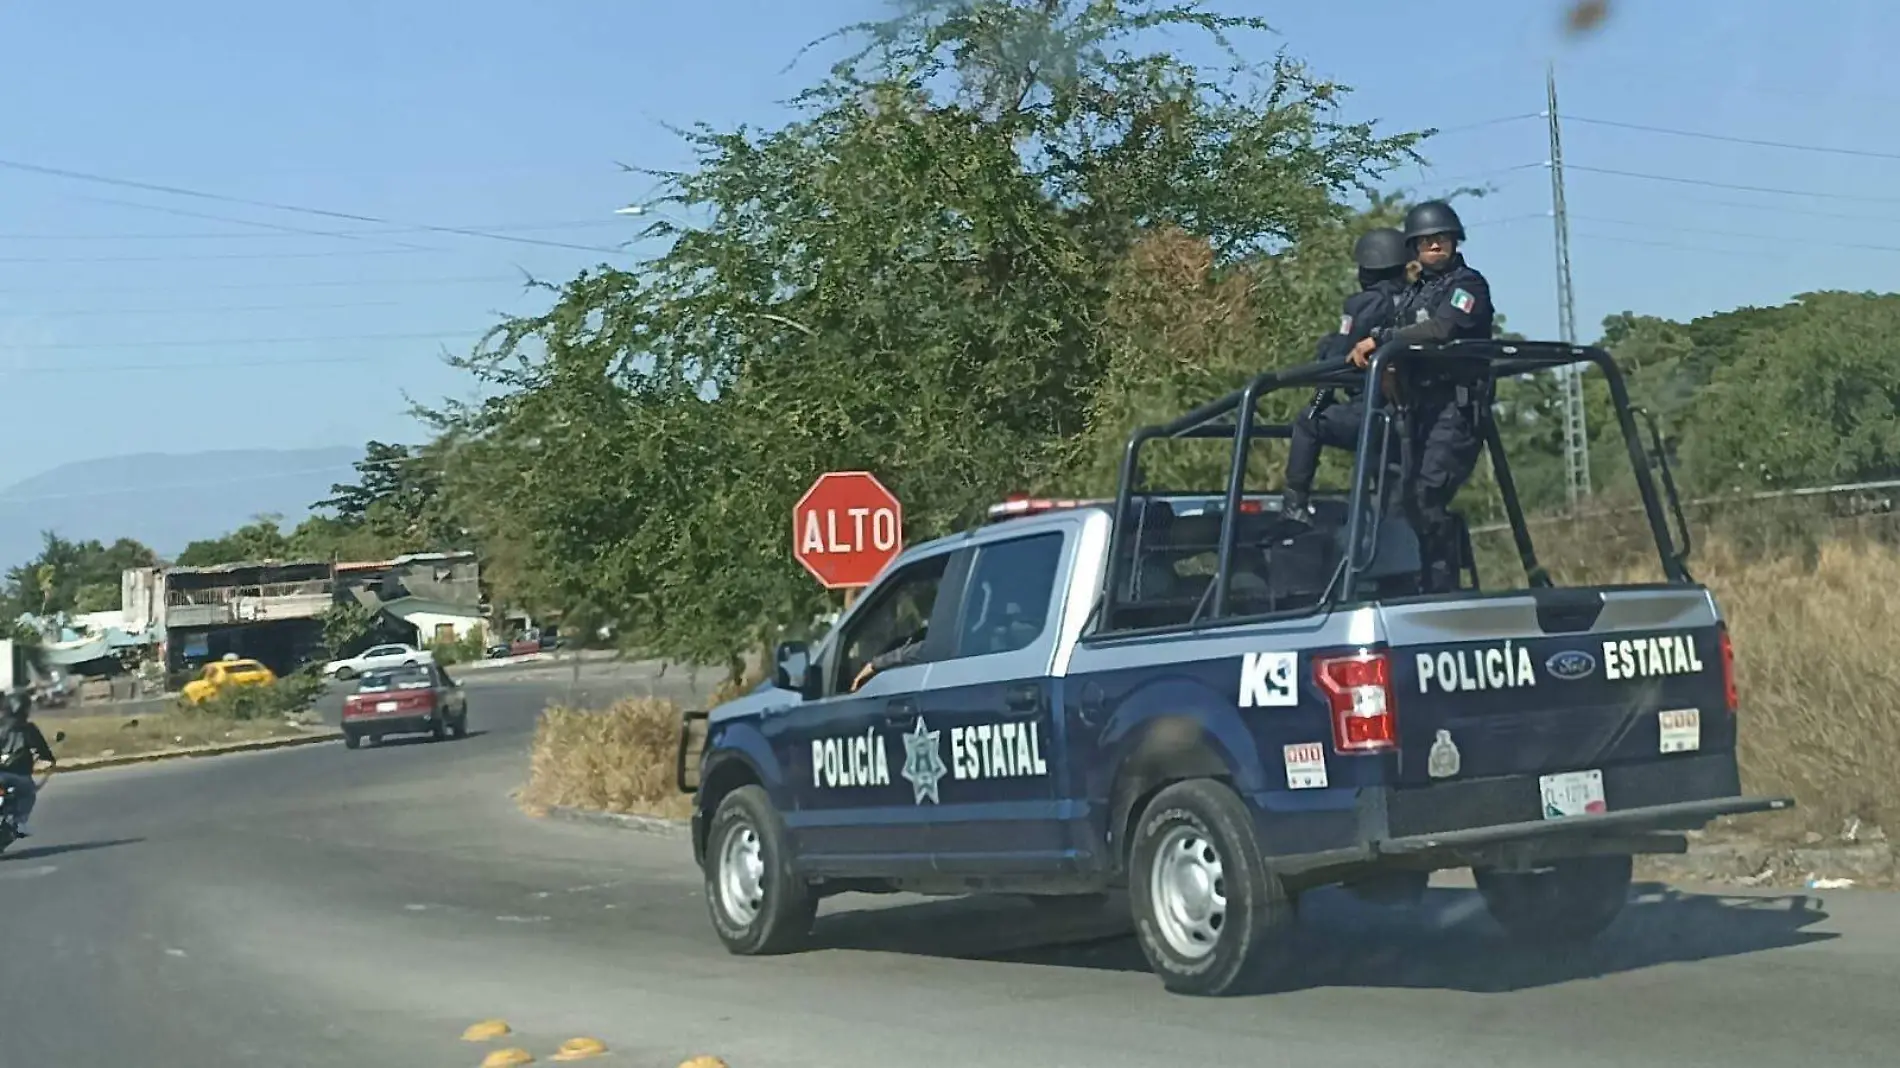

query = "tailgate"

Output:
[[1382, 586, 1733, 790]]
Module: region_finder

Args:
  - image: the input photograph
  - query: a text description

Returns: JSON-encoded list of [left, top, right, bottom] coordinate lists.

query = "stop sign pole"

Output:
[[792, 471, 904, 601]]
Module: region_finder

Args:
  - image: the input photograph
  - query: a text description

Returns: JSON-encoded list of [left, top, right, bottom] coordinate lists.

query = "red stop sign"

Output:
[[792, 471, 904, 589]]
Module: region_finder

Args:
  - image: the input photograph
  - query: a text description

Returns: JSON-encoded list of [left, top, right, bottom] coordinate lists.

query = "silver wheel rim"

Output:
[[715, 819, 767, 929], [1150, 823, 1227, 960]]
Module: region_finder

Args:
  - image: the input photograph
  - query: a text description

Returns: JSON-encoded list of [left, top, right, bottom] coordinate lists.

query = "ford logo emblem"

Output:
[[1546, 650, 1596, 681]]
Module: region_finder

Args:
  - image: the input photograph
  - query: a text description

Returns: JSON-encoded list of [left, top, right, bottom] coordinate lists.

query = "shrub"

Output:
[[519, 698, 691, 820], [182, 671, 326, 722]]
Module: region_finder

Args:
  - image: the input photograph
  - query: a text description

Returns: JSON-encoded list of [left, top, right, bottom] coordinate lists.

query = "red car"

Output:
[[340, 662, 469, 749]]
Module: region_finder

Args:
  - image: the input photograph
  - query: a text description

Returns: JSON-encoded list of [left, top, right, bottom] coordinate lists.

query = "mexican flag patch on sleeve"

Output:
[[1450, 288, 1476, 314]]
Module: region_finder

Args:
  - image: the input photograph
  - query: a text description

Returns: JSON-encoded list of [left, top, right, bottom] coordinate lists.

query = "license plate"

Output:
[[376, 700, 398, 712], [1539, 769, 1606, 819], [1658, 708, 1701, 754]]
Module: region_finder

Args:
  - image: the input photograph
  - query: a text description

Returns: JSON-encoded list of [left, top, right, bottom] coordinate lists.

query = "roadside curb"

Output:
[[539, 803, 689, 839], [56, 729, 344, 773], [456, 650, 626, 674]]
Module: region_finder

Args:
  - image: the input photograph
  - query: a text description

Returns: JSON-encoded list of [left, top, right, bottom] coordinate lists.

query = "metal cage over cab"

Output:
[[1097, 338, 1695, 636]]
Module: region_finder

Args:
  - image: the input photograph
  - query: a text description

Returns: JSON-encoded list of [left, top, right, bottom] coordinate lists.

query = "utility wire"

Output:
[[0, 353, 448, 375], [1572, 213, 1900, 255], [0, 156, 624, 254], [0, 300, 405, 318], [65, 194, 438, 253], [0, 274, 528, 295], [0, 220, 620, 241], [1565, 163, 1900, 207], [1565, 115, 1900, 163], [0, 248, 436, 264], [7, 329, 478, 351]]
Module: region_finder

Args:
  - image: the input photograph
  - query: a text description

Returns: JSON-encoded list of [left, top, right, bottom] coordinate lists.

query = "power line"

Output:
[[0, 274, 527, 295], [5, 329, 478, 351], [0, 156, 624, 254], [1565, 115, 1900, 163], [0, 219, 619, 242], [1572, 213, 1900, 255], [0, 247, 436, 264], [0, 353, 450, 375], [66, 194, 437, 253], [1426, 113, 1543, 137], [1565, 163, 1900, 207], [1569, 229, 1751, 256], [0, 300, 404, 319]]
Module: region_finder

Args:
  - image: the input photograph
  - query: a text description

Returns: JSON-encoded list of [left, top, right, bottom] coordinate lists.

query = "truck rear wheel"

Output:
[[1129, 778, 1292, 996], [1474, 854, 1632, 944], [704, 785, 817, 956]]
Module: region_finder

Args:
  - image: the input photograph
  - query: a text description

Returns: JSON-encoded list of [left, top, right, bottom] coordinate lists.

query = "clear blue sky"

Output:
[[0, 0, 1890, 491]]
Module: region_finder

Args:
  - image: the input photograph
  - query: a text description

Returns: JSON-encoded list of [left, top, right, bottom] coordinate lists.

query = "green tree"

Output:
[[434, 0, 1422, 667], [173, 517, 295, 567], [2, 532, 159, 618]]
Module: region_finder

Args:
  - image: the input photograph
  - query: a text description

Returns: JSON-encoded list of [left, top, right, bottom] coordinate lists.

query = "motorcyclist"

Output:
[[1346, 199, 1497, 592], [1281, 226, 1412, 520], [0, 689, 56, 837]]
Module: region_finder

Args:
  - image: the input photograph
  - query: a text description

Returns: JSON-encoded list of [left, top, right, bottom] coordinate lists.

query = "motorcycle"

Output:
[[0, 728, 64, 856]]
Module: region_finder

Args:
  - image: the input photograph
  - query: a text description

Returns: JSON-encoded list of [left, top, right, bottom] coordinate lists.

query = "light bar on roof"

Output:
[[985, 496, 1107, 521]]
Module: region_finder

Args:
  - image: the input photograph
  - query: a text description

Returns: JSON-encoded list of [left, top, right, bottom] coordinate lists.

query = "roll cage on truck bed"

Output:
[[675, 337, 1793, 997]]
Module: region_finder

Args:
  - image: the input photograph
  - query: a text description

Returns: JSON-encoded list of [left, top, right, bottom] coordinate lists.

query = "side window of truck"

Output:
[[834, 554, 950, 692], [951, 532, 1065, 659]]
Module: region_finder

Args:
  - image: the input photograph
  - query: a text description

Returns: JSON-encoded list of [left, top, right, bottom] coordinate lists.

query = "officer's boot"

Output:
[[1280, 488, 1314, 527]]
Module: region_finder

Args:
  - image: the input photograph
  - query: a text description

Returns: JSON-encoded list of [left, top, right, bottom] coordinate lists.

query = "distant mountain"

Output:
[[0, 446, 365, 568]]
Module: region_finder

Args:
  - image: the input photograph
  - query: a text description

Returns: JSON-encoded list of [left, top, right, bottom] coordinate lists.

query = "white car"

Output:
[[323, 642, 434, 680]]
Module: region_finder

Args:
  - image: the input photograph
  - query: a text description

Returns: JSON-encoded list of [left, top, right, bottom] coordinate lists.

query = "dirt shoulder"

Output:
[[49, 709, 325, 765]]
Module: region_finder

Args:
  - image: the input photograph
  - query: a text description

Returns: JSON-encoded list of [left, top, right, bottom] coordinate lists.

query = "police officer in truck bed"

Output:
[[1280, 226, 1411, 522], [1346, 199, 1496, 593]]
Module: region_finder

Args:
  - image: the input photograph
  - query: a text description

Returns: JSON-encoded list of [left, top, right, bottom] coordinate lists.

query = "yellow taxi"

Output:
[[182, 657, 278, 705]]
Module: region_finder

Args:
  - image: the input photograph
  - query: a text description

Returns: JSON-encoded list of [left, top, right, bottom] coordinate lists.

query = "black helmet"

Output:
[[1352, 227, 1409, 271], [1402, 200, 1466, 244]]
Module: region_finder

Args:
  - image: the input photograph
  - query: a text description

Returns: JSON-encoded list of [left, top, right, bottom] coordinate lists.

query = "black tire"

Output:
[[1474, 854, 1633, 944], [703, 785, 816, 956], [1128, 778, 1292, 996], [343, 731, 360, 750]]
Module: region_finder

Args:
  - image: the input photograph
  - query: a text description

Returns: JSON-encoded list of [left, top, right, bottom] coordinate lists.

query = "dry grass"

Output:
[[1699, 537, 1900, 844], [52, 709, 318, 763], [522, 529, 1900, 845], [519, 698, 693, 821]]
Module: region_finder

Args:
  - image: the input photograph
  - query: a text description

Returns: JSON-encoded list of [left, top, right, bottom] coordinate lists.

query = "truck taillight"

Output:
[[1314, 651, 1397, 753], [1719, 625, 1738, 714]]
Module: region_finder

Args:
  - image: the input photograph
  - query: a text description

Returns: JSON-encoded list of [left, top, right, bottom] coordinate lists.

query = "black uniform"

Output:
[[1376, 253, 1496, 592], [1282, 277, 1408, 500]]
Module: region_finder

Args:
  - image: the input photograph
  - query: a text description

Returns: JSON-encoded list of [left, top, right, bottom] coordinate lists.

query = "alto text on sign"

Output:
[[792, 471, 905, 589]]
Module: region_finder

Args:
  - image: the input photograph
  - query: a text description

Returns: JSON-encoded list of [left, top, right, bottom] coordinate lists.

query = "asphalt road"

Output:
[[10, 659, 1900, 1068]]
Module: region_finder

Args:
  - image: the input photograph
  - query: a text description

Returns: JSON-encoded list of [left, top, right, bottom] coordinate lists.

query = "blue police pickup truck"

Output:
[[676, 339, 1792, 996]]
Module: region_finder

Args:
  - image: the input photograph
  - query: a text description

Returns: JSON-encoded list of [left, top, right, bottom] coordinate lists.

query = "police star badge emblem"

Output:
[[899, 716, 947, 805], [1427, 729, 1462, 779]]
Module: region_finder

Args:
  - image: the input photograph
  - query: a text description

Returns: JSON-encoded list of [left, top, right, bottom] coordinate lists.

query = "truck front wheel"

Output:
[[704, 785, 817, 956], [1129, 779, 1293, 996], [1474, 854, 1633, 944]]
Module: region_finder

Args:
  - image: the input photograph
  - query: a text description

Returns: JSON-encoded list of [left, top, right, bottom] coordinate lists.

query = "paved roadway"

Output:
[[9, 659, 1900, 1068]]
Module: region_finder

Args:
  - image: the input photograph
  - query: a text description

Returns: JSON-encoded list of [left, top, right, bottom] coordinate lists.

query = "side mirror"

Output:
[[773, 641, 812, 695]]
